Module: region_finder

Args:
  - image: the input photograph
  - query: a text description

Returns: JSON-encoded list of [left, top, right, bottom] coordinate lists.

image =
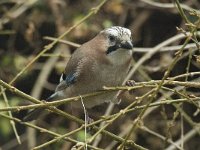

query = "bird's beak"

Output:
[[120, 40, 133, 50]]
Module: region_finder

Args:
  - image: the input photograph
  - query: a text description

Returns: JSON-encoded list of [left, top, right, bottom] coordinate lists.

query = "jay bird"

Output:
[[23, 26, 133, 121]]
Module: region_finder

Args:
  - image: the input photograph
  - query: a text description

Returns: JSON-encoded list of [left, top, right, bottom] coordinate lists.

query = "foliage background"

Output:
[[0, 0, 200, 150]]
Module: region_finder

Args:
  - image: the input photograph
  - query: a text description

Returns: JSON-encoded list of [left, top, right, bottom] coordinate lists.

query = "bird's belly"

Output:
[[71, 91, 117, 108], [62, 56, 132, 108]]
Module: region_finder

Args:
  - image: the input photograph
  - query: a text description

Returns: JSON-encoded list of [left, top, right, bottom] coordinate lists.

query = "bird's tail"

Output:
[[23, 93, 59, 121], [22, 107, 43, 122]]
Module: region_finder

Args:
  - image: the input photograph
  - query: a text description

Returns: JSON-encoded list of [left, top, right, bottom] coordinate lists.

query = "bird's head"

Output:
[[99, 26, 133, 54]]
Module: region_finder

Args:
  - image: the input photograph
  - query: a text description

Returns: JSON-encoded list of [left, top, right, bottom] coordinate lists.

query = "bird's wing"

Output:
[[55, 49, 91, 92]]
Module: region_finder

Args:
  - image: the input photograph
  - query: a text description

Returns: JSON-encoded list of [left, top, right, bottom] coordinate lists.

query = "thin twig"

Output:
[[0, 113, 101, 150], [0, 86, 21, 144], [119, 10, 198, 148], [124, 31, 200, 82], [44, 36, 200, 53], [92, 103, 115, 147], [165, 126, 200, 150], [140, 125, 181, 150], [140, 0, 200, 14], [33, 115, 107, 149], [80, 95, 88, 150], [33, 126, 84, 150], [0, 79, 144, 149], [2, 79, 200, 112], [0, 0, 109, 97]]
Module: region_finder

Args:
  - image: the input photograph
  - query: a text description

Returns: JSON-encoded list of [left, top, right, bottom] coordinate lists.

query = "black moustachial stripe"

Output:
[[106, 45, 119, 54]]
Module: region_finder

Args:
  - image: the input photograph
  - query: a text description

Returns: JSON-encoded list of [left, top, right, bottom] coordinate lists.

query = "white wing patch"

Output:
[[60, 73, 64, 82]]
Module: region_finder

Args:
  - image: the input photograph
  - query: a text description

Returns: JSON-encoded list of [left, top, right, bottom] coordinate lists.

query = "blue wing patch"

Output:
[[61, 72, 76, 86], [56, 72, 77, 92]]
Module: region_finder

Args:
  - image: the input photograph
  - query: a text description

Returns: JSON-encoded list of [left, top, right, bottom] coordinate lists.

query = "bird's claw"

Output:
[[125, 80, 135, 87]]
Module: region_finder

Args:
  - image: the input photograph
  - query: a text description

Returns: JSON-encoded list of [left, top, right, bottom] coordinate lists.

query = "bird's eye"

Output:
[[109, 35, 115, 42]]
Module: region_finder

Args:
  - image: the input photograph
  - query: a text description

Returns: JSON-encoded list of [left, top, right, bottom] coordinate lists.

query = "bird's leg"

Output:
[[125, 80, 136, 87]]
